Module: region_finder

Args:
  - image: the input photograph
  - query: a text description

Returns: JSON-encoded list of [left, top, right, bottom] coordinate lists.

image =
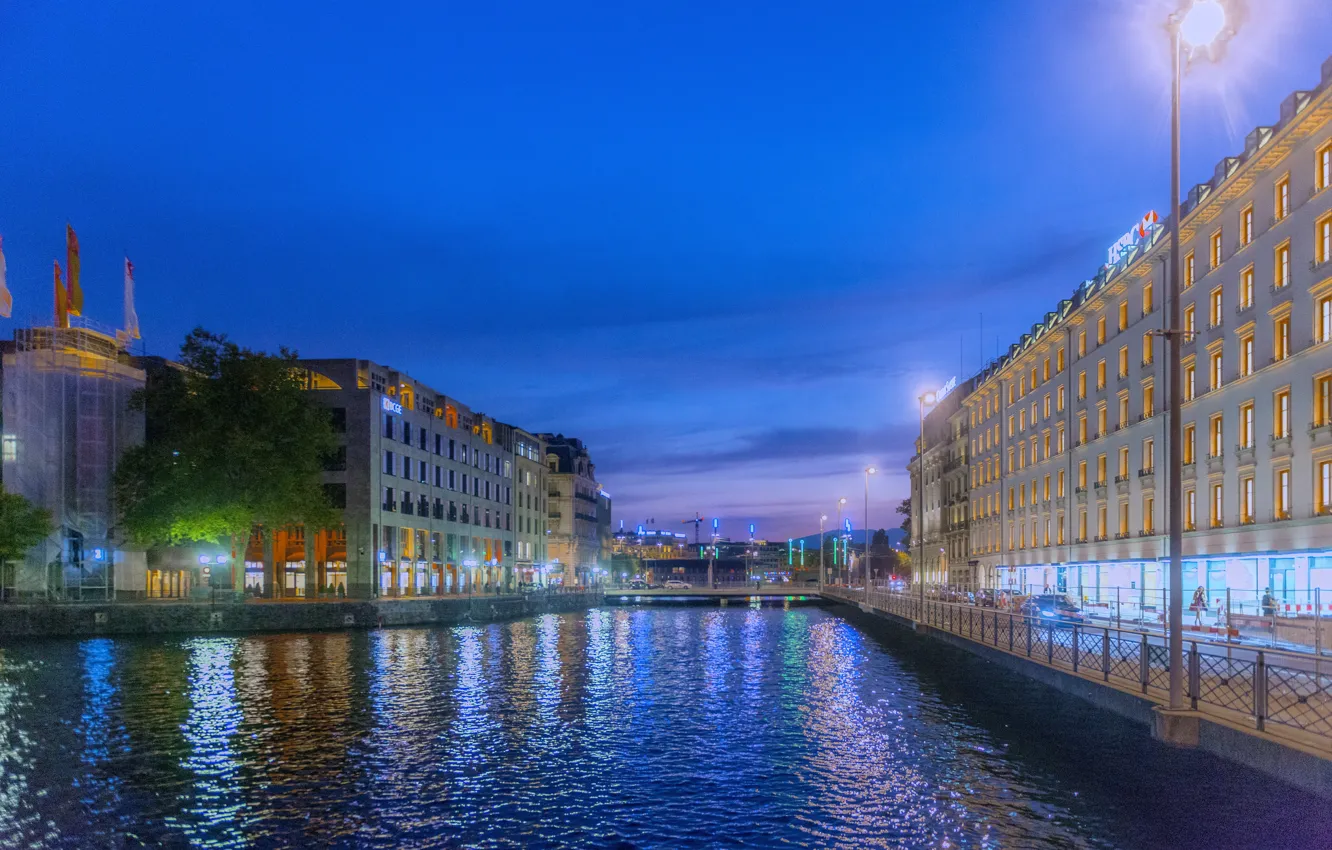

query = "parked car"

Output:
[[1019, 594, 1086, 627], [627, 579, 649, 590], [976, 589, 998, 608], [663, 579, 692, 589]]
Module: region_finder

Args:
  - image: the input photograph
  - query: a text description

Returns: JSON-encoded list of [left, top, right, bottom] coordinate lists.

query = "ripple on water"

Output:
[[0, 606, 1330, 849]]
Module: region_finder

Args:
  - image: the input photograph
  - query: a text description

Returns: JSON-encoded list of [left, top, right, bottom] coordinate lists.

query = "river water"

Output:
[[0, 603, 1329, 848]]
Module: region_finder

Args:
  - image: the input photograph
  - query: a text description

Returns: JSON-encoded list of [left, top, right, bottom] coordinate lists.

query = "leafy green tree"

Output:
[[0, 486, 53, 584], [896, 498, 912, 548], [115, 329, 338, 586]]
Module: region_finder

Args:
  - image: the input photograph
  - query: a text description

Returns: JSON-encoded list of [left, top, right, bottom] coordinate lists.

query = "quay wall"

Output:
[[0, 592, 602, 639]]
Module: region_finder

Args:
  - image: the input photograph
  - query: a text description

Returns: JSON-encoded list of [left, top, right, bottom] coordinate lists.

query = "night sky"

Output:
[[2, 0, 1330, 539]]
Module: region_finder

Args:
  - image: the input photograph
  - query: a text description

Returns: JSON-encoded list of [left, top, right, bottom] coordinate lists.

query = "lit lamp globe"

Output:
[[1179, 0, 1226, 48]]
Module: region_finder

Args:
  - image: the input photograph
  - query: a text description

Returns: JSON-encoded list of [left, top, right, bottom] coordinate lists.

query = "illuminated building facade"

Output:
[[963, 56, 1332, 602], [511, 427, 549, 585], [909, 381, 972, 588], [542, 434, 606, 586], [298, 358, 517, 599]]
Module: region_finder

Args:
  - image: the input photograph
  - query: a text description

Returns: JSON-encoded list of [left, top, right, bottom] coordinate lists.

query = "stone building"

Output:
[[541, 434, 604, 586]]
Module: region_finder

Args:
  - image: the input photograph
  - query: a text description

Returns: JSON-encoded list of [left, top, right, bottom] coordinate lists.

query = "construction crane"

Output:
[[682, 513, 705, 545]]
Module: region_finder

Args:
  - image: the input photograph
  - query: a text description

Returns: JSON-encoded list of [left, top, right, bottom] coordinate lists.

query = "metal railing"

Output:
[[824, 587, 1332, 750]]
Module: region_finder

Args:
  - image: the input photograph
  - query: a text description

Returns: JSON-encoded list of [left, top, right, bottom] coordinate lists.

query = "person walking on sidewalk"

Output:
[[1190, 586, 1207, 627]]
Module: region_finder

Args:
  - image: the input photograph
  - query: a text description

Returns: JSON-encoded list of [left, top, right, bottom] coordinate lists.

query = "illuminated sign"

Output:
[[1106, 211, 1160, 266], [844, 518, 852, 533], [935, 376, 958, 402], [381, 396, 403, 415]]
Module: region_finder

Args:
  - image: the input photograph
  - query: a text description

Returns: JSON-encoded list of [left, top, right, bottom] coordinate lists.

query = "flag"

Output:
[[65, 224, 82, 316], [54, 260, 68, 328], [124, 256, 140, 340], [0, 236, 11, 319]]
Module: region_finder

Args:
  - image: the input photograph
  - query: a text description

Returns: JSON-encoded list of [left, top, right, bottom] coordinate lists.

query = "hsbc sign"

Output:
[[1107, 211, 1160, 266]]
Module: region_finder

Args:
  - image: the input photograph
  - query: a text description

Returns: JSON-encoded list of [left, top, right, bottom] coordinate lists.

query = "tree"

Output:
[[896, 498, 912, 548], [0, 486, 53, 592], [871, 528, 889, 547], [115, 329, 338, 584]]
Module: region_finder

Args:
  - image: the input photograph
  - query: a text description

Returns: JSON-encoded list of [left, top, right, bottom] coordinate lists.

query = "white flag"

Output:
[[124, 256, 140, 339], [0, 236, 11, 319]]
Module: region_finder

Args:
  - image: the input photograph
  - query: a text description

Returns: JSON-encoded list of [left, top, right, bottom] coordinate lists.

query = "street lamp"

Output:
[[1162, 0, 1239, 713], [819, 514, 828, 591], [864, 467, 876, 602], [836, 497, 847, 586], [916, 391, 937, 612]]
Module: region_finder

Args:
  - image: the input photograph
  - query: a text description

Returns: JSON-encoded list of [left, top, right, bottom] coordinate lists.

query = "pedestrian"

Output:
[[1261, 587, 1278, 619], [1190, 585, 1207, 626]]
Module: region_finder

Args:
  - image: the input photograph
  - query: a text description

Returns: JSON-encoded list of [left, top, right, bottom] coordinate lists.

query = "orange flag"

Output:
[[66, 224, 83, 316], [54, 261, 69, 328]]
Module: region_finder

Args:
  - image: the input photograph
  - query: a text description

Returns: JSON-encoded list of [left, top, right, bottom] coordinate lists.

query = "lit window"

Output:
[[1118, 446, 1129, 478], [1143, 383, 1155, 417], [1143, 281, 1154, 314], [1185, 252, 1195, 288], [1241, 205, 1253, 247], [1274, 315, 1290, 361], [1276, 468, 1290, 519], [1185, 489, 1196, 531], [1183, 423, 1195, 465], [1316, 375, 1332, 428], [1057, 348, 1066, 372], [1239, 334, 1254, 378], [1118, 394, 1129, 428], [1097, 316, 1107, 344], [1184, 363, 1196, 401], [1118, 301, 1129, 331], [1209, 415, 1224, 458], [1239, 401, 1254, 449], [1143, 495, 1155, 534], [1118, 501, 1129, 536], [1118, 345, 1129, 377], [1057, 384, 1065, 412], [1275, 175, 1291, 221], [1078, 460, 1087, 488], [1078, 331, 1087, 357], [1078, 371, 1087, 399], [1319, 460, 1332, 515], [1211, 230, 1223, 269], [1319, 142, 1332, 192], [1240, 266, 1253, 309], [1209, 287, 1223, 327], [1274, 389, 1290, 439], [1184, 304, 1195, 335], [1275, 243, 1290, 289], [1096, 453, 1107, 484], [1097, 360, 1106, 388], [1321, 295, 1332, 344], [1143, 438, 1155, 471], [1142, 332, 1154, 365], [1211, 482, 1224, 528], [1240, 476, 1254, 525], [1210, 350, 1223, 390], [1319, 214, 1332, 266]]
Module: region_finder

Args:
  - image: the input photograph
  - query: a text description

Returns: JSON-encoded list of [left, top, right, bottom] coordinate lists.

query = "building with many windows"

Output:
[[957, 55, 1332, 603], [293, 358, 518, 598], [542, 434, 605, 586], [511, 427, 549, 586], [909, 381, 972, 588]]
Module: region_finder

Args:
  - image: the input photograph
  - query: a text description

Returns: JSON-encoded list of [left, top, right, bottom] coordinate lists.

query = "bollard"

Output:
[[1072, 625, 1080, 672], [1139, 633, 1149, 694], [1188, 641, 1200, 710], [1102, 628, 1111, 681], [1047, 624, 1054, 664], [1254, 650, 1267, 731]]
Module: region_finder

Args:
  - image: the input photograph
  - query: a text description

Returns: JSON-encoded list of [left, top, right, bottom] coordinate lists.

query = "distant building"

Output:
[[542, 434, 604, 586], [511, 427, 549, 585], [1, 326, 145, 601]]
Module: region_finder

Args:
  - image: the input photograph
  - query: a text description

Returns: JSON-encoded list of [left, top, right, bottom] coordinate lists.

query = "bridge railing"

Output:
[[822, 587, 1332, 752]]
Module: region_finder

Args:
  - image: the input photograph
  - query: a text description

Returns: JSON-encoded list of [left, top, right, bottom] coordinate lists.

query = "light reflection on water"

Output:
[[0, 606, 1330, 848]]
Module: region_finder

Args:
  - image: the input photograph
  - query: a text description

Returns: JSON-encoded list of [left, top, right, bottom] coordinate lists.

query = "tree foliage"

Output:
[[896, 497, 912, 548], [0, 486, 53, 563], [115, 328, 338, 549]]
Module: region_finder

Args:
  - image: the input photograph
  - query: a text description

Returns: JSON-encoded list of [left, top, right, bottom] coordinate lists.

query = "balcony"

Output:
[[1206, 452, 1225, 474], [1311, 421, 1332, 448], [1074, 537, 1088, 544], [1140, 358, 1155, 369], [1273, 510, 1292, 522], [1116, 476, 1131, 495], [1182, 462, 1196, 480], [1055, 496, 1067, 509], [1137, 529, 1156, 537], [1235, 443, 1256, 466], [1094, 535, 1109, 543], [1310, 258, 1332, 274], [1115, 532, 1131, 540], [1270, 433, 1293, 457], [1236, 301, 1254, 317], [1138, 468, 1156, 488]]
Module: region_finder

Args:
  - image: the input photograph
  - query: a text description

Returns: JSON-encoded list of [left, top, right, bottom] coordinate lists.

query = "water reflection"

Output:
[[0, 608, 1330, 848]]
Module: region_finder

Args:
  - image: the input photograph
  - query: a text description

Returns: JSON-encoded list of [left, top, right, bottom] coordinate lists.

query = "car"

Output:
[[663, 579, 692, 589], [627, 579, 649, 590], [1019, 593, 1086, 627]]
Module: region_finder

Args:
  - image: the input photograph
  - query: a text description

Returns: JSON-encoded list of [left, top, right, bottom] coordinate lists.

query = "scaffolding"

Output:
[[1, 321, 145, 601]]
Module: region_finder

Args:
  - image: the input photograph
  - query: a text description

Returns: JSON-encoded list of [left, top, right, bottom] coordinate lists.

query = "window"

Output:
[[1118, 345, 1129, 377], [1185, 252, 1195, 288], [1118, 301, 1129, 331], [1078, 331, 1087, 357], [1117, 446, 1129, 478], [1275, 242, 1290, 289], [1240, 476, 1255, 525], [1275, 468, 1290, 519], [1144, 495, 1155, 534], [1184, 304, 1195, 335], [1240, 266, 1254, 309], [1142, 332, 1154, 365], [1143, 282, 1154, 315], [1239, 333, 1254, 377], [1118, 394, 1129, 428], [1078, 412, 1088, 443], [1096, 453, 1107, 484], [1239, 401, 1254, 448], [1098, 504, 1107, 539], [1057, 423, 1065, 453], [1078, 460, 1087, 488], [1184, 362, 1196, 401], [1057, 385, 1065, 412], [1118, 501, 1129, 536], [1319, 214, 1332, 266], [1043, 394, 1051, 418], [1058, 469, 1065, 497], [1210, 229, 1223, 269], [383, 414, 395, 439], [382, 486, 396, 512], [1097, 316, 1107, 344], [1317, 374, 1332, 427], [1185, 488, 1196, 530], [1241, 205, 1254, 247], [1209, 414, 1224, 458], [1078, 371, 1087, 399], [1210, 349, 1223, 390], [1183, 423, 1195, 464], [1274, 314, 1291, 361], [1211, 482, 1224, 528], [1275, 175, 1290, 221], [1097, 359, 1106, 389], [1321, 293, 1332, 344], [1143, 383, 1155, 417], [1320, 460, 1332, 515], [383, 450, 395, 476], [1057, 348, 1066, 372], [1097, 404, 1107, 435], [1320, 142, 1332, 192], [1274, 389, 1290, 439], [1143, 437, 1155, 471], [1209, 286, 1223, 327], [1043, 474, 1050, 501], [1078, 509, 1088, 541]]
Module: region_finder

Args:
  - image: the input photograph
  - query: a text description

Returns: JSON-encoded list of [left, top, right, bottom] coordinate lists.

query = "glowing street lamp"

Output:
[[1161, 0, 1241, 712]]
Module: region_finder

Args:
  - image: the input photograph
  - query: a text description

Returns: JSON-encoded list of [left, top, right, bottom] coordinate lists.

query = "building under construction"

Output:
[[1, 324, 145, 600]]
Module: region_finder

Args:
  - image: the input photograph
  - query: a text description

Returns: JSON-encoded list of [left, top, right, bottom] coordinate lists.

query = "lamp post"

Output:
[[917, 391, 937, 611], [864, 467, 876, 602], [836, 498, 847, 586], [1163, 0, 1234, 712], [818, 514, 828, 591]]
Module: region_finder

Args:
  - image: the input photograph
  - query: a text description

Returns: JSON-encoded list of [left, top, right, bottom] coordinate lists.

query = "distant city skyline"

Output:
[[2, 0, 1331, 537]]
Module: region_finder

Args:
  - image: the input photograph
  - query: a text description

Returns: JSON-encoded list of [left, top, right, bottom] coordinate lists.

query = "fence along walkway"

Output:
[[823, 587, 1332, 756]]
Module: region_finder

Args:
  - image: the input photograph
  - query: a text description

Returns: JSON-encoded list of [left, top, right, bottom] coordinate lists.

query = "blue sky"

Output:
[[2, 0, 1330, 539]]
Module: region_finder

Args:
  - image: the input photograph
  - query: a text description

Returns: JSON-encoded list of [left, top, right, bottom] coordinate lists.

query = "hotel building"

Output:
[[511, 426, 549, 585], [957, 55, 1332, 603], [542, 434, 605, 586]]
